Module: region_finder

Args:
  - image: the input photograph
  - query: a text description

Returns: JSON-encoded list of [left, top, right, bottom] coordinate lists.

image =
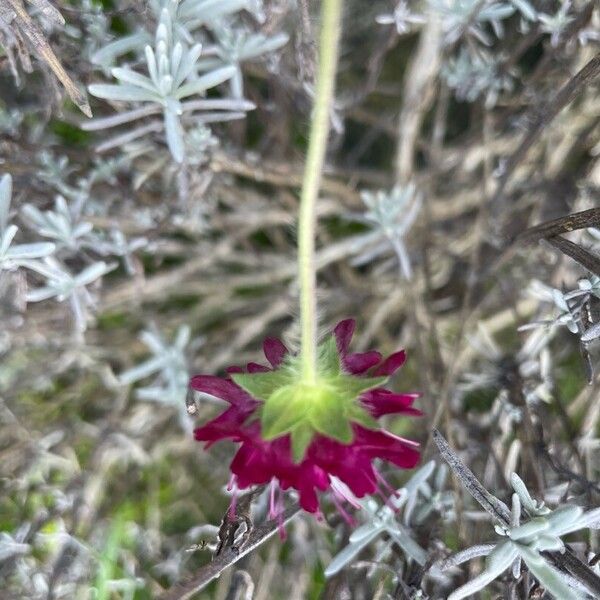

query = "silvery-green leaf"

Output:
[[140, 330, 165, 354], [175, 325, 191, 349], [509, 517, 549, 541], [438, 544, 495, 569], [178, 0, 247, 22], [546, 505, 584, 536], [405, 460, 436, 494], [511, 492, 521, 527], [480, 4, 515, 20], [511, 473, 547, 517], [534, 534, 564, 552], [164, 109, 185, 163], [22, 257, 65, 280], [175, 65, 236, 99], [77, 262, 112, 286], [119, 356, 167, 384], [0, 173, 12, 232], [92, 32, 150, 67], [518, 545, 585, 600], [511, 0, 537, 20], [89, 84, 159, 103], [145, 45, 159, 86], [7, 242, 55, 260], [239, 33, 289, 60], [170, 42, 183, 77], [137, 385, 178, 401], [0, 224, 18, 256], [174, 44, 203, 87], [21, 203, 44, 226], [325, 529, 380, 577], [195, 57, 224, 72], [448, 541, 518, 600], [74, 223, 94, 240], [387, 527, 427, 564], [27, 286, 60, 302], [348, 521, 382, 544], [158, 73, 174, 96], [567, 507, 600, 532], [551, 289, 568, 311], [111, 68, 157, 93]]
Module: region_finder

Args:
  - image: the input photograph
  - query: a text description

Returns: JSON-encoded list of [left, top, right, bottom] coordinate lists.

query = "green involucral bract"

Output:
[[231, 335, 385, 462]]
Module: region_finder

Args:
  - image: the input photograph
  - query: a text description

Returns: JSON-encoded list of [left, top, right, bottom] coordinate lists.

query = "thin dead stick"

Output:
[[515, 208, 600, 245], [545, 236, 600, 278], [394, 16, 442, 183], [159, 505, 300, 600], [5, 0, 92, 117], [494, 51, 600, 202], [432, 429, 511, 523]]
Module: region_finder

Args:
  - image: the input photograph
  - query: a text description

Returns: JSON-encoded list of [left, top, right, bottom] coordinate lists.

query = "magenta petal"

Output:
[[309, 437, 377, 498], [263, 337, 288, 368], [354, 426, 420, 469], [361, 389, 422, 417], [297, 486, 320, 513], [279, 463, 329, 514], [247, 362, 270, 373], [334, 319, 355, 355], [335, 461, 377, 497], [297, 473, 329, 512], [373, 350, 406, 376], [231, 442, 273, 488], [190, 375, 254, 407], [380, 442, 420, 468], [225, 365, 244, 374], [194, 406, 249, 445], [344, 351, 382, 374]]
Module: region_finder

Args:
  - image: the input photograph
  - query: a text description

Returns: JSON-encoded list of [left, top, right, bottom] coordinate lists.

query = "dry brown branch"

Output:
[[159, 506, 300, 600], [3, 0, 91, 116]]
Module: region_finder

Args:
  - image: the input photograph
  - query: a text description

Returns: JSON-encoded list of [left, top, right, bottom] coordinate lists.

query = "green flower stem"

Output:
[[298, 0, 343, 384]]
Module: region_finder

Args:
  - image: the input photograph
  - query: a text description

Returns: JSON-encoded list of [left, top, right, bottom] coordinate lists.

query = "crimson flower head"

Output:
[[191, 319, 421, 514]]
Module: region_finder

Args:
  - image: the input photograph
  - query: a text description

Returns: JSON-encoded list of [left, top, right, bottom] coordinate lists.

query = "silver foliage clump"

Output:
[[523, 278, 600, 345], [538, 0, 576, 47], [426, 0, 516, 45], [440, 473, 600, 600], [430, 0, 579, 111], [25, 258, 115, 332], [21, 195, 95, 254], [90, 0, 256, 68], [196, 20, 288, 98], [326, 461, 452, 577], [442, 48, 516, 108], [0, 174, 56, 272], [0, 173, 144, 333], [376, 1, 426, 35], [119, 325, 195, 431], [88, 8, 239, 163], [86, 0, 286, 163], [353, 183, 422, 280]]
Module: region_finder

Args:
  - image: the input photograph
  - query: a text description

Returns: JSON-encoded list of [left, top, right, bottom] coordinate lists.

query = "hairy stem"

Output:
[[297, 0, 342, 383]]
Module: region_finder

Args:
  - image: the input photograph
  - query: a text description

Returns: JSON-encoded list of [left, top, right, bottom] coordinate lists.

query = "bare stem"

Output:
[[297, 0, 342, 383]]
